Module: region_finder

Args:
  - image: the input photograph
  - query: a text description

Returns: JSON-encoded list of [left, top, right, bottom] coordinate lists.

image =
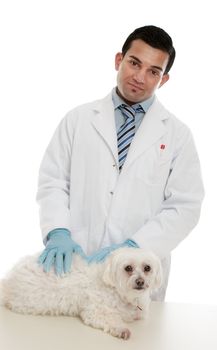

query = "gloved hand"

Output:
[[87, 239, 139, 264], [38, 228, 86, 275]]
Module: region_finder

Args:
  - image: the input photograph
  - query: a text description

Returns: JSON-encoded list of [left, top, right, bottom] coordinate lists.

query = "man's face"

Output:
[[115, 39, 170, 105]]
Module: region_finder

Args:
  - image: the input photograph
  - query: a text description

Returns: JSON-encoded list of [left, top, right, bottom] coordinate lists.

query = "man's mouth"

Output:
[[128, 82, 144, 91]]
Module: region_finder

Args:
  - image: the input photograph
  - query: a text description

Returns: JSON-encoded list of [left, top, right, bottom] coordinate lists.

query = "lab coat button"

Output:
[[110, 191, 114, 195], [112, 164, 116, 167]]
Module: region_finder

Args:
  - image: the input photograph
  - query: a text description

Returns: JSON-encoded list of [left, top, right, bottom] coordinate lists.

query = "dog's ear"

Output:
[[153, 258, 163, 289], [102, 253, 119, 287]]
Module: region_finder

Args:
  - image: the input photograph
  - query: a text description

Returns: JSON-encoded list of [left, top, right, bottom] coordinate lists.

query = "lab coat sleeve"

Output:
[[36, 113, 74, 242], [132, 127, 205, 259]]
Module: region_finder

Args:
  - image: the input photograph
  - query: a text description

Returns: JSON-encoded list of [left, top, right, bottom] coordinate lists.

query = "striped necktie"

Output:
[[117, 104, 144, 171]]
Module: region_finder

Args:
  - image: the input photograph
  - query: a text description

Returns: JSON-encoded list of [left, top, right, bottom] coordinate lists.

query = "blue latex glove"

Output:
[[87, 239, 139, 264], [38, 228, 86, 275]]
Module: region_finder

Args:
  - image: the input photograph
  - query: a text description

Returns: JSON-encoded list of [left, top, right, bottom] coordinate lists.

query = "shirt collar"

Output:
[[112, 87, 155, 112]]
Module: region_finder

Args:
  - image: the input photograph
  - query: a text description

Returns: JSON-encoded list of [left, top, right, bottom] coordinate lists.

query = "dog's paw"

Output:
[[109, 327, 131, 340]]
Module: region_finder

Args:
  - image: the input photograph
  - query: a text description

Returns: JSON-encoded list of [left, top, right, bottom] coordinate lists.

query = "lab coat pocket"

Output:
[[151, 157, 172, 185], [136, 154, 172, 186], [134, 142, 172, 185]]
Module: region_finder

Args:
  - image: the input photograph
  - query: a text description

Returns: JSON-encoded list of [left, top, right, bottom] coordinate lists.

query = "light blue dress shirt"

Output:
[[112, 87, 154, 133]]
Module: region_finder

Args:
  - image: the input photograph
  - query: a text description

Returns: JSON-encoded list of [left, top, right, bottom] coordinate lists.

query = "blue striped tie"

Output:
[[117, 104, 144, 171]]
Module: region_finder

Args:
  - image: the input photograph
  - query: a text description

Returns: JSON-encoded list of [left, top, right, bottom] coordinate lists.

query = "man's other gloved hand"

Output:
[[38, 228, 86, 275], [87, 239, 139, 264]]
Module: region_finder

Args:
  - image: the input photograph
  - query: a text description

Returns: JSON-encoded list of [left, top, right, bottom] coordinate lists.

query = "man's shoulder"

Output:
[[56, 92, 113, 131], [66, 92, 113, 117], [154, 97, 191, 133]]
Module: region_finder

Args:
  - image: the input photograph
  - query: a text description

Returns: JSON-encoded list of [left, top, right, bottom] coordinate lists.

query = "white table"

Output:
[[0, 302, 217, 350]]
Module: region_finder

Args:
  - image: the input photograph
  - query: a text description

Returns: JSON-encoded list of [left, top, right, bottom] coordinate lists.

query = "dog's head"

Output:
[[102, 248, 162, 300]]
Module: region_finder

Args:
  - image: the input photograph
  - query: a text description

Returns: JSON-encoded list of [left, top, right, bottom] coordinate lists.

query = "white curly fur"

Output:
[[0, 248, 162, 340]]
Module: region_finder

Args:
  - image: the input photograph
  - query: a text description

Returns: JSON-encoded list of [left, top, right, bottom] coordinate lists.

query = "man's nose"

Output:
[[133, 72, 145, 84]]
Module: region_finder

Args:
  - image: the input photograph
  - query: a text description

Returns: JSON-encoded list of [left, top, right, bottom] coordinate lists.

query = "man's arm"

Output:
[[36, 114, 73, 242], [36, 112, 86, 274]]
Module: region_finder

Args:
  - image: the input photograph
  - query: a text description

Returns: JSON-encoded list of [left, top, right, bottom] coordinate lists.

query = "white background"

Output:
[[0, 0, 216, 305]]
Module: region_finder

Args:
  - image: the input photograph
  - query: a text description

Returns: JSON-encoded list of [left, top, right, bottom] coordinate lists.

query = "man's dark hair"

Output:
[[122, 25, 176, 74]]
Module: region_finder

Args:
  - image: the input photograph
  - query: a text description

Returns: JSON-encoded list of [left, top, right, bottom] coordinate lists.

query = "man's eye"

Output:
[[151, 70, 158, 76], [125, 265, 133, 272], [130, 60, 139, 67], [151, 70, 161, 77]]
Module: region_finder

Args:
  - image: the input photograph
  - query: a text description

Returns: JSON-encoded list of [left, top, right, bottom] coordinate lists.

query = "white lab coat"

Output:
[[37, 92, 204, 300]]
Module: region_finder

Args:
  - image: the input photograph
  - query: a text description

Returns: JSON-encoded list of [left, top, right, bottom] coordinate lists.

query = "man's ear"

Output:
[[159, 73, 170, 88], [115, 52, 123, 71]]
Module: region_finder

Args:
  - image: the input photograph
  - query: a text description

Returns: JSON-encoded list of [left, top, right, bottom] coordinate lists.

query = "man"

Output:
[[37, 25, 204, 300]]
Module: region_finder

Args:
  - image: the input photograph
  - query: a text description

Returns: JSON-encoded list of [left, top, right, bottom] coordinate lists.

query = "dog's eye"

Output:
[[125, 265, 133, 272], [144, 265, 151, 272]]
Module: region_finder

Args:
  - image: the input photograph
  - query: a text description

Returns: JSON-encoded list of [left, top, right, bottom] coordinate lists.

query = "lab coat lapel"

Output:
[[91, 93, 119, 166], [122, 98, 169, 171]]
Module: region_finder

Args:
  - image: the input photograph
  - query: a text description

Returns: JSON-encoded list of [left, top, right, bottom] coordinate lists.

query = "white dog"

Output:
[[0, 248, 162, 340]]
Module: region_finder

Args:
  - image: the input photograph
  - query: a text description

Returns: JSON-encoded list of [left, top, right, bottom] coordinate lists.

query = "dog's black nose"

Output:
[[135, 278, 144, 287]]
